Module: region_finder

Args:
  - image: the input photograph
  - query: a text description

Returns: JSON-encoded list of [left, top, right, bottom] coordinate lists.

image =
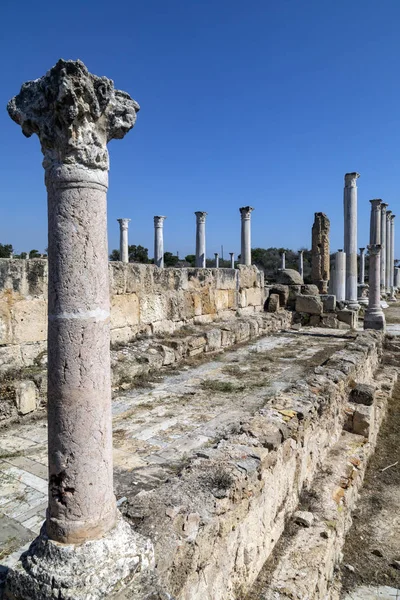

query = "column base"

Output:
[[357, 297, 369, 306], [345, 301, 360, 311], [4, 513, 154, 600], [364, 310, 386, 331]]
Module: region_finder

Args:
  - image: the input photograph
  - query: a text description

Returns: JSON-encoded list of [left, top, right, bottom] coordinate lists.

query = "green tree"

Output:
[[29, 249, 40, 258], [109, 249, 120, 261], [163, 252, 179, 267], [128, 245, 149, 263], [0, 244, 13, 258], [184, 254, 196, 266]]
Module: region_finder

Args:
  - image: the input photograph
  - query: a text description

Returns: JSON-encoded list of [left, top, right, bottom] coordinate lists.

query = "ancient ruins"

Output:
[[0, 59, 399, 600]]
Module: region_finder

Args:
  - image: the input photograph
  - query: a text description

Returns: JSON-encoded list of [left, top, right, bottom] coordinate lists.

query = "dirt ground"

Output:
[[339, 380, 400, 594]]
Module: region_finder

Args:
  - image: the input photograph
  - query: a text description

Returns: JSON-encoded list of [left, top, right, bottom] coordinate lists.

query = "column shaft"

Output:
[[195, 212, 207, 267], [154, 216, 166, 268], [380, 203, 387, 291], [298, 251, 304, 277], [359, 248, 365, 284], [214, 253, 219, 268], [230, 252, 235, 269], [240, 206, 254, 265], [386, 211, 392, 291], [364, 245, 385, 330], [343, 173, 360, 308], [334, 250, 346, 302], [117, 218, 130, 263], [390, 215, 396, 295], [281, 252, 286, 269]]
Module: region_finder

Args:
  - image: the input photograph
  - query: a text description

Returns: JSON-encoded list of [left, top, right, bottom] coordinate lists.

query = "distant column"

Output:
[[311, 212, 330, 293], [344, 172, 360, 309], [390, 214, 396, 299], [154, 216, 166, 268], [195, 211, 207, 267], [281, 252, 286, 270], [117, 218, 131, 263], [394, 266, 400, 289], [359, 248, 366, 284], [369, 199, 382, 245], [364, 246, 385, 330], [298, 250, 304, 278], [385, 210, 392, 292], [380, 203, 388, 292], [239, 206, 254, 266], [334, 250, 346, 303], [230, 252, 235, 269], [214, 253, 219, 268]]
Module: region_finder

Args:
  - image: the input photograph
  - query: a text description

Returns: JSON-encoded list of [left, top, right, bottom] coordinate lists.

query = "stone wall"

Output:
[[0, 259, 264, 374]]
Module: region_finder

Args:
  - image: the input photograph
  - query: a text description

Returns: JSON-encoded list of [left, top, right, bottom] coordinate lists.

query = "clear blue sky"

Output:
[[1, 0, 400, 259]]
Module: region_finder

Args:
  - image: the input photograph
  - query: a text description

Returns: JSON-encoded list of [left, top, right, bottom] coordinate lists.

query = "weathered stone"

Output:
[[294, 511, 314, 527], [337, 309, 358, 329], [295, 295, 323, 315], [267, 294, 280, 313], [320, 294, 336, 312], [320, 314, 338, 328], [309, 315, 321, 327], [352, 404, 371, 437], [276, 269, 303, 285], [311, 212, 330, 293], [301, 284, 320, 296], [287, 285, 302, 309], [269, 284, 289, 308], [15, 380, 37, 415], [349, 383, 375, 406]]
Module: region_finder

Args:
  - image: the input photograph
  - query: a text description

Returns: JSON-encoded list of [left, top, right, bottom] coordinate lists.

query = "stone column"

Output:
[[390, 214, 396, 299], [380, 203, 388, 292], [214, 253, 219, 268], [298, 250, 304, 278], [369, 199, 382, 245], [6, 60, 152, 599], [364, 245, 385, 330], [359, 248, 366, 284], [311, 212, 330, 293], [343, 172, 360, 309], [154, 215, 166, 268], [334, 250, 346, 303], [394, 266, 400, 289], [230, 252, 235, 269], [239, 206, 254, 266], [117, 218, 130, 263], [280, 252, 286, 270], [385, 210, 392, 292], [195, 211, 207, 267]]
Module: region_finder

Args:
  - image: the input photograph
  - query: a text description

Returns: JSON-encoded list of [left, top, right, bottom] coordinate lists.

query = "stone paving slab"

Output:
[[343, 586, 400, 599]]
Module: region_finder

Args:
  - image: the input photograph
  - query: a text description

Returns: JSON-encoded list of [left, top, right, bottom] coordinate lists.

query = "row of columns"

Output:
[[117, 206, 254, 268]]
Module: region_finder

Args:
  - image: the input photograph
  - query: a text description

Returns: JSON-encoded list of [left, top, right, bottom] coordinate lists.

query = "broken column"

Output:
[[214, 253, 219, 268], [311, 212, 330, 293], [154, 215, 166, 268], [359, 248, 366, 284], [344, 173, 360, 309], [298, 250, 304, 277], [280, 251, 286, 269], [6, 59, 152, 599], [385, 210, 392, 293], [195, 211, 207, 267], [334, 250, 346, 303], [117, 218, 131, 263], [240, 206, 254, 266], [364, 247, 385, 330], [380, 202, 388, 293], [230, 252, 235, 268]]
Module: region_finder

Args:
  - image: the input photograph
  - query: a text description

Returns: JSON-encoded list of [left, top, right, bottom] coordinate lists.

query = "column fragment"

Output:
[[230, 252, 235, 269], [117, 218, 131, 263], [195, 211, 207, 268], [214, 253, 219, 268], [154, 216, 166, 268], [311, 212, 330, 293], [334, 250, 346, 303], [280, 252, 286, 270], [343, 172, 360, 308]]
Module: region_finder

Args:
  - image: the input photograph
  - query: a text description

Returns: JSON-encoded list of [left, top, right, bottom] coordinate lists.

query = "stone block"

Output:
[[269, 285, 289, 308], [139, 293, 169, 325], [110, 293, 139, 330], [205, 328, 222, 351], [337, 309, 358, 329], [15, 380, 37, 414], [221, 327, 235, 347], [214, 290, 230, 311], [287, 285, 302, 309], [352, 405, 371, 437], [295, 295, 323, 315], [245, 287, 262, 307], [349, 383, 375, 406], [320, 294, 336, 312], [237, 265, 258, 289], [309, 315, 321, 327], [276, 269, 303, 285], [301, 284, 320, 296], [320, 314, 338, 329], [12, 299, 47, 344], [266, 294, 280, 313]]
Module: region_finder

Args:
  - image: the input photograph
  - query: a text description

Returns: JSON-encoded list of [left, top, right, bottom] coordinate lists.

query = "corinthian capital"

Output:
[[344, 172, 360, 187], [7, 59, 140, 172], [239, 206, 254, 219]]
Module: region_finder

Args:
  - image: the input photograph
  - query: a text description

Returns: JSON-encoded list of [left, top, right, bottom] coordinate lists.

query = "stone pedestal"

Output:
[[5, 59, 153, 599], [230, 252, 235, 269], [240, 206, 254, 266], [343, 173, 360, 309], [334, 250, 346, 303], [380, 203, 388, 292], [214, 253, 219, 268], [117, 218, 131, 263], [298, 250, 304, 278], [311, 212, 330, 293], [195, 211, 207, 268], [364, 245, 385, 331], [154, 216, 166, 268]]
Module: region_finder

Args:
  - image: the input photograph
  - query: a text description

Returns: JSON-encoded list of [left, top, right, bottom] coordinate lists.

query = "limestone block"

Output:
[[237, 265, 258, 289], [295, 295, 323, 315], [201, 288, 216, 315], [287, 285, 302, 309], [111, 293, 139, 330], [151, 320, 177, 336], [276, 269, 303, 285], [235, 321, 250, 342], [15, 380, 37, 414], [248, 319, 259, 338], [309, 315, 321, 327], [238, 290, 247, 308], [337, 309, 358, 329], [320, 294, 336, 312], [245, 287, 262, 307], [0, 299, 12, 344], [237, 306, 256, 317], [12, 299, 47, 344], [168, 294, 188, 322], [221, 327, 235, 347], [109, 262, 126, 294], [266, 294, 280, 313], [139, 293, 169, 325], [159, 345, 176, 366], [25, 259, 48, 296], [320, 314, 338, 328], [269, 284, 289, 308], [352, 405, 371, 437], [227, 289, 237, 309], [301, 284, 320, 296], [215, 269, 237, 290], [214, 289, 230, 311], [349, 383, 375, 406], [205, 328, 222, 351]]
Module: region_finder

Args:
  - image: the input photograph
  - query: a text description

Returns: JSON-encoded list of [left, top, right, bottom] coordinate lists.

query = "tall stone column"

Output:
[[380, 203, 388, 292], [311, 212, 330, 293], [6, 60, 152, 599], [390, 214, 396, 299], [343, 172, 360, 309], [364, 246, 385, 330], [298, 250, 304, 278], [195, 211, 207, 267], [214, 253, 219, 268], [230, 252, 235, 269], [280, 252, 286, 269], [117, 218, 130, 263], [154, 215, 166, 268], [239, 206, 254, 266], [385, 210, 392, 292], [394, 266, 400, 289], [334, 250, 346, 302], [369, 199, 382, 245], [359, 248, 366, 284]]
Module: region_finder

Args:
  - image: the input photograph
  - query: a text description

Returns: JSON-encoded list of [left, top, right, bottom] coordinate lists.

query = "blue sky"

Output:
[[1, 0, 400, 259]]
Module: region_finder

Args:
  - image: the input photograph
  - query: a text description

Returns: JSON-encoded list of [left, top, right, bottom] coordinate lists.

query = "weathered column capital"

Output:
[[391, 213, 396, 221], [368, 244, 381, 256], [117, 218, 131, 230], [381, 202, 388, 210], [7, 59, 140, 177], [239, 206, 254, 220], [387, 210, 393, 221], [154, 215, 166, 227], [359, 247, 365, 253], [195, 211, 207, 223], [344, 172, 360, 187], [370, 199, 382, 208]]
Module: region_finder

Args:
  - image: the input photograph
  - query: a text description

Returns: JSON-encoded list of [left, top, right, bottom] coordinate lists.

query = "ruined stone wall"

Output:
[[0, 259, 264, 374]]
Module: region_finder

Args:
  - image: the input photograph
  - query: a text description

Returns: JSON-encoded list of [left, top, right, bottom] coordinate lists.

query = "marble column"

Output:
[[343, 172, 360, 309], [117, 218, 131, 263], [230, 252, 235, 269], [385, 210, 392, 292], [334, 250, 346, 303], [298, 250, 304, 278], [214, 253, 219, 268], [369, 199, 382, 245], [364, 245, 385, 330], [154, 215, 166, 268], [380, 203, 388, 292], [394, 266, 400, 289], [281, 252, 286, 270], [195, 211, 207, 267], [6, 60, 152, 599], [239, 206, 254, 266], [390, 214, 396, 299], [359, 248, 366, 284]]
